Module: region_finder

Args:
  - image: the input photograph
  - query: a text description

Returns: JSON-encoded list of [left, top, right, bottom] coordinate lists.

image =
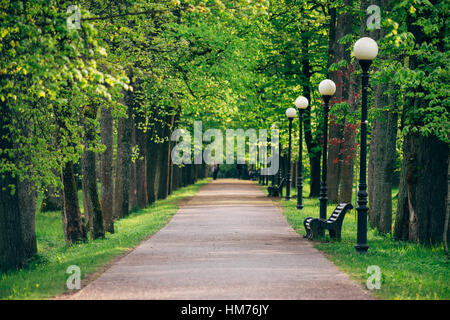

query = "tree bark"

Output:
[[100, 106, 114, 233], [146, 142, 159, 204], [157, 115, 174, 200], [172, 165, 179, 191], [62, 161, 86, 244], [327, 0, 353, 203], [393, 2, 448, 245], [359, 0, 398, 234], [0, 100, 38, 271], [114, 91, 133, 219], [168, 158, 174, 195], [134, 116, 148, 208], [326, 117, 343, 203], [81, 106, 105, 240], [368, 84, 398, 233], [444, 158, 450, 258], [0, 173, 23, 271], [394, 132, 448, 245], [301, 32, 321, 198], [147, 121, 164, 204], [129, 124, 138, 211], [17, 178, 37, 263], [0, 137, 36, 271]]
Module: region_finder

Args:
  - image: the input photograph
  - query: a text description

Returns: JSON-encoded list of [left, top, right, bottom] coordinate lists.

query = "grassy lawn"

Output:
[[0, 179, 210, 300], [266, 182, 449, 300]]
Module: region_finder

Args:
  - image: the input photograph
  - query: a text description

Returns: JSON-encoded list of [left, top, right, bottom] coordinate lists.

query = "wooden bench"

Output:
[[303, 203, 353, 241], [267, 177, 287, 197]]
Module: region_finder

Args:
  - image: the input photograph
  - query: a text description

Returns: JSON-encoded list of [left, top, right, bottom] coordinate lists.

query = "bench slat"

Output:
[[303, 203, 353, 241]]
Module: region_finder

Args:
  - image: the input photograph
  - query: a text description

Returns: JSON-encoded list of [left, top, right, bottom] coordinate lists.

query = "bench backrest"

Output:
[[327, 203, 353, 224]]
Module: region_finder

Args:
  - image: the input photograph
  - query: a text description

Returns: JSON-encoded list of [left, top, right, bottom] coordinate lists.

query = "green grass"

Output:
[[0, 179, 210, 300], [266, 182, 449, 300]]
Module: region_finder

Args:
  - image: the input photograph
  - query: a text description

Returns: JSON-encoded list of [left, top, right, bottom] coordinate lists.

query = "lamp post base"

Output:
[[296, 204, 303, 209], [354, 243, 369, 254]]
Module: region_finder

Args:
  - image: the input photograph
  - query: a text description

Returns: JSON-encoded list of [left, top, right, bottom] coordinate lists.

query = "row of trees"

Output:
[[249, 0, 448, 247], [0, 0, 264, 271], [234, 0, 448, 247], [1, 0, 448, 271]]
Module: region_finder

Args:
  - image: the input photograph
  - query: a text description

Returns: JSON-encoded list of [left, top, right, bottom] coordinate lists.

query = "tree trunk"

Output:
[[0, 174, 37, 272], [190, 164, 196, 184], [0, 172, 23, 272], [326, 118, 343, 203], [368, 83, 398, 233], [444, 158, 449, 258], [339, 122, 357, 203], [135, 117, 148, 208], [114, 92, 133, 219], [394, 132, 448, 245], [358, 0, 397, 234], [326, 0, 353, 203], [309, 154, 321, 197], [17, 178, 37, 263], [168, 158, 173, 195], [172, 165, 179, 191], [157, 115, 174, 199], [183, 164, 191, 187], [100, 106, 114, 233], [129, 124, 138, 211], [0, 100, 38, 271], [300, 33, 321, 198], [146, 139, 159, 204], [147, 118, 165, 203], [393, 2, 448, 245], [82, 107, 105, 240], [62, 161, 86, 244]]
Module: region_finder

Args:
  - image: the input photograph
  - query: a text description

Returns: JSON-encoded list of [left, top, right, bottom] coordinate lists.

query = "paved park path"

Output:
[[69, 179, 372, 300]]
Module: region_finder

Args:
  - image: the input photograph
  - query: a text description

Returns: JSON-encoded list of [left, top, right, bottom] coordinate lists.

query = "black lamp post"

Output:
[[353, 37, 378, 254], [294, 96, 309, 209], [285, 107, 297, 200], [318, 79, 336, 221]]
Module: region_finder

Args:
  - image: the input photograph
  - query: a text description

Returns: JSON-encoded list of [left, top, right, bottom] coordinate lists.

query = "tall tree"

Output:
[[301, 32, 322, 198], [393, 0, 449, 245], [363, 0, 399, 234], [114, 89, 134, 219], [326, 0, 354, 203], [100, 106, 115, 233], [61, 161, 87, 244], [81, 103, 105, 240], [0, 96, 27, 270], [129, 123, 138, 211], [134, 114, 148, 208], [158, 114, 175, 200]]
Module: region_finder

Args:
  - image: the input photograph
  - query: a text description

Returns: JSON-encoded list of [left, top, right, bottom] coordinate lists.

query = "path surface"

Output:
[[69, 179, 372, 300]]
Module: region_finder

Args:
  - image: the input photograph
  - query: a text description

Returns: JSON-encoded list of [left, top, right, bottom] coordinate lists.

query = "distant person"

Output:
[[212, 163, 220, 180]]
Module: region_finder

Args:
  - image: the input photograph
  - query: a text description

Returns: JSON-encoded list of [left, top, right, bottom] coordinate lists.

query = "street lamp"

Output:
[[294, 96, 309, 209], [318, 79, 336, 222], [285, 107, 297, 200], [353, 37, 378, 254]]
